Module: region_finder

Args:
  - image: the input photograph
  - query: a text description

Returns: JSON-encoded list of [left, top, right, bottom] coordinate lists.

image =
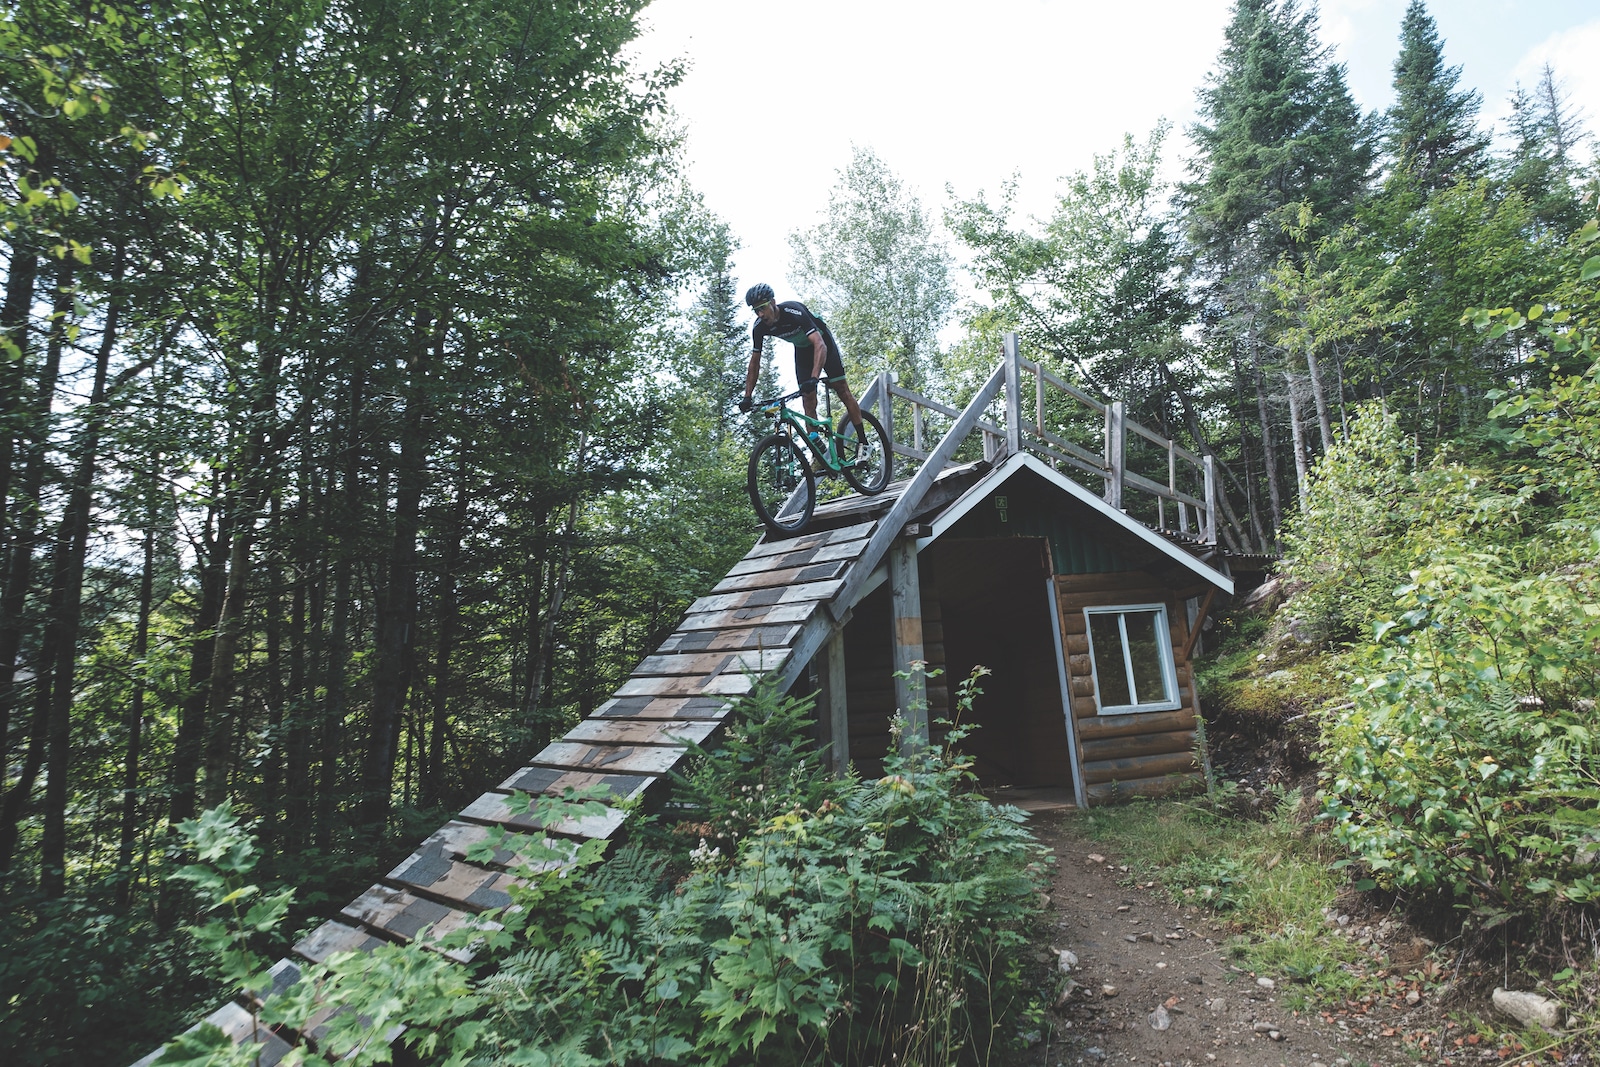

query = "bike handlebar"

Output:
[[747, 375, 846, 411]]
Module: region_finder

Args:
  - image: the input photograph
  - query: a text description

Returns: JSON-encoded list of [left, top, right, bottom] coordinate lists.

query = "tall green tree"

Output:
[[788, 146, 955, 393], [1183, 0, 1375, 541], [1384, 0, 1488, 192]]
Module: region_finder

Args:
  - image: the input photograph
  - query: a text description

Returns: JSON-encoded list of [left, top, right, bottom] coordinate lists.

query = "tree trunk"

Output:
[[1304, 348, 1335, 451], [1250, 342, 1283, 544], [0, 219, 42, 519], [0, 264, 69, 810], [523, 425, 589, 743], [423, 452, 468, 809], [40, 254, 124, 897], [167, 489, 229, 830], [1285, 371, 1311, 514], [360, 311, 439, 829], [115, 509, 157, 906]]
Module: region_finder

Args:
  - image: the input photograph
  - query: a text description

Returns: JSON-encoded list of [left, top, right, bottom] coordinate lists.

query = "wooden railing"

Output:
[[863, 333, 1216, 545]]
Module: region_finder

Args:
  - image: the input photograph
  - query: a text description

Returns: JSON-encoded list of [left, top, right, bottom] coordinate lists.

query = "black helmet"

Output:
[[745, 283, 775, 308]]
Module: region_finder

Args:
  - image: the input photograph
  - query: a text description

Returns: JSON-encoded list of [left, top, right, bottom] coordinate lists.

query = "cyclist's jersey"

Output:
[[752, 301, 842, 364]]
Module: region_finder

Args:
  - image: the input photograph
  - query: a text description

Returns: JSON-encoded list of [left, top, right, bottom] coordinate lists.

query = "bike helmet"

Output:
[[745, 283, 775, 308]]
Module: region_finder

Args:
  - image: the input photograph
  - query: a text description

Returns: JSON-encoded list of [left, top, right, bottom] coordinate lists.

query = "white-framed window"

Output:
[[1083, 603, 1180, 715]]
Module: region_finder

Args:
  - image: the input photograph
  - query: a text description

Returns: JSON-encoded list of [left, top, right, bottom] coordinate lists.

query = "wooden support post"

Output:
[[816, 629, 849, 776], [1179, 586, 1216, 663], [1105, 400, 1125, 510], [888, 535, 927, 754], [1203, 454, 1218, 545], [1003, 332, 1022, 457], [828, 360, 1006, 623], [1047, 578, 1090, 809]]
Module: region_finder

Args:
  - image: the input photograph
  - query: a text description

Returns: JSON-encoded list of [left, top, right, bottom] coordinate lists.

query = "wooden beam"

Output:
[[294, 919, 386, 964], [828, 360, 1008, 623], [1179, 586, 1216, 663], [816, 628, 849, 776], [1104, 400, 1125, 510], [889, 536, 927, 753], [340, 886, 500, 963], [1004, 332, 1022, 456], [1046, 577, 1090, 809]]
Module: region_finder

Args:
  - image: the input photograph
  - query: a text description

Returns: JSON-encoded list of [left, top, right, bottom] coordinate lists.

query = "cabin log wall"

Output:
[[1054, 572, 1203, 801]]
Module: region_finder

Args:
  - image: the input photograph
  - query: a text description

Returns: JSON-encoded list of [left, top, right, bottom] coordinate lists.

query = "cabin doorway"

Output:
[[928, 537, 1078, 796]]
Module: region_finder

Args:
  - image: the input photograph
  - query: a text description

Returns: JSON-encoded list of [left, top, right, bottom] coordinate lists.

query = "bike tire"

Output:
[[748, 434, 816, 536], [837, 410, 893, 496]]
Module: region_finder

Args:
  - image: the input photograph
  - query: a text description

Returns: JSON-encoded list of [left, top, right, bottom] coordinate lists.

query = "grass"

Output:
[[1078, 787, 1385, 1008]]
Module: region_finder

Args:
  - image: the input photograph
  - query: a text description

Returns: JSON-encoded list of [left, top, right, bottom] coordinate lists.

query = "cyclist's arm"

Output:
[[807, 330, 826, 381], [744, 345, 762, 398]]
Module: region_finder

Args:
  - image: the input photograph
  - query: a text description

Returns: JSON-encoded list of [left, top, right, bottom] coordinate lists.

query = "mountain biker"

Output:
[[738, 283, 865, 463]]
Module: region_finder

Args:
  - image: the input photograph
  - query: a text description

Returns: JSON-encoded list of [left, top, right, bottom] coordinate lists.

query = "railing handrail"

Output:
[[872, 335, 1217, 545]]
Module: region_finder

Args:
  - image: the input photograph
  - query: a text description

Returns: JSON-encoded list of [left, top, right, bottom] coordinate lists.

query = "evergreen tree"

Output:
[[1183, 0, 1375, 543], [1384, 0, 1488, 191], [1185, 0, 1375, 272], [1505, 64, 1593, 233]]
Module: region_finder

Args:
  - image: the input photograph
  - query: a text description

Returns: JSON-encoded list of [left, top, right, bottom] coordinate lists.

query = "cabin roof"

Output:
[[913, 452, 1234, 595]]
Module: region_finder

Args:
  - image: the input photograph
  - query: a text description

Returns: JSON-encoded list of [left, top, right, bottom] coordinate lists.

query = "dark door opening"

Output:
[[929, 537, 1076, 791]]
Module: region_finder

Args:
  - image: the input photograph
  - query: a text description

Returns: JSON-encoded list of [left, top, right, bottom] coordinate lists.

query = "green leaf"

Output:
[[1581, 255, 1600, 282]]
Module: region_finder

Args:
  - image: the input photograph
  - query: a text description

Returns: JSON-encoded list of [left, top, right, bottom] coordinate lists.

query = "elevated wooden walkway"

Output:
[[134, 335, 1229, 1064]]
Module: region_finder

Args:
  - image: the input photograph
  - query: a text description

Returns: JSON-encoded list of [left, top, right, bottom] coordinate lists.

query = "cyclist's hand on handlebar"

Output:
[[738, 395, 753, 413]]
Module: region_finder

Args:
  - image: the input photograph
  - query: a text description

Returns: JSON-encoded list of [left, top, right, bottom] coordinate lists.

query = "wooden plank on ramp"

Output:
[[387, 852, 524, 912], [631, 648, 789, 678], [591, 695, 733, 720], [653, 623, 801, 653], [497, 766, 655, 802], [459, 790, 629, 840], [340, 885, 500, 963], [562, 718, 717, 746]]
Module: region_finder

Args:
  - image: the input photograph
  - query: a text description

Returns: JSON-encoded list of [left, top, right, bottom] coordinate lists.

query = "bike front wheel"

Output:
[[837, 411, 893, 496], [748, 434, 816, 536]]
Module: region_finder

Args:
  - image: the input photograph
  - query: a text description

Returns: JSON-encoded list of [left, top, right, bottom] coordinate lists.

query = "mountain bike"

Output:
[[745, 377, 892, 536]]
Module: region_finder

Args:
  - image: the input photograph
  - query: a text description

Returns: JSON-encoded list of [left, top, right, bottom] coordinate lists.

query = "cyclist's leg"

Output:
[[795, 348, 820, 421], [821, 348, 864, 439]]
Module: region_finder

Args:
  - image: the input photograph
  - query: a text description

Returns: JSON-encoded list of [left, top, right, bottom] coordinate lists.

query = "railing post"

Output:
[[876, 370, 894, 456], [1003, 333, 1022, 457], [1203, 454, 1218, 545], [1104, 400, 1125, 510]]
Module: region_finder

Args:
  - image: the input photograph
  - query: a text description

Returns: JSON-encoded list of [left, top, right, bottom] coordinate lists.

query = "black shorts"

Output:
[[794, 345, 846, 394]]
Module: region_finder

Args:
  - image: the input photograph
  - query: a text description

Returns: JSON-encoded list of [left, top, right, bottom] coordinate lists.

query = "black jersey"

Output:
[[752, 300, 841, 363]]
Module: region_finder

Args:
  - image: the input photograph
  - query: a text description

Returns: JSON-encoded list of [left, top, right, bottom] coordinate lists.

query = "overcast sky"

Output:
[[626, 0, 1600, 302]]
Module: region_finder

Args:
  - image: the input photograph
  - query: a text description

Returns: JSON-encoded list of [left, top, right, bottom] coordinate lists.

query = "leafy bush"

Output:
[[161, 671, 1047, 1066], [473, 670, 1048, 1066], [1317, 221, 1600, 923]]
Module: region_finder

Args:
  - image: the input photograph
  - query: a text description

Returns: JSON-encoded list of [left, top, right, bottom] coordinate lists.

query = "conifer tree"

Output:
[[1384, 0, 1488, 191], [1183, 0, 1374, 542]]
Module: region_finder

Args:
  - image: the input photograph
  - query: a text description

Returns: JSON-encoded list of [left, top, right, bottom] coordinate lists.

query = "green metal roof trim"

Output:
[[941, 471, 1135, 575]]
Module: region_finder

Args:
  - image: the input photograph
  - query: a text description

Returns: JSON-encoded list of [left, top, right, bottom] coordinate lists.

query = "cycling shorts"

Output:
[[794, 343, 847, 394]]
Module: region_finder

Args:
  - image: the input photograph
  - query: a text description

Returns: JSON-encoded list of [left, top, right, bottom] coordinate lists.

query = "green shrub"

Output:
[[162, 671, 1047, 1066], [1318, 223, 1600, 924]]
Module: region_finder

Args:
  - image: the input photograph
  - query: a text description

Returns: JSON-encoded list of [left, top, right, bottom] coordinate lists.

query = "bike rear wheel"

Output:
[[748, 433, 816, 536], [837, 411, 892, 496]]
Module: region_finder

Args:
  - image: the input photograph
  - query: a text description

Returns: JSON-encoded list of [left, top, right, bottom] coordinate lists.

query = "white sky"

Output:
[[627, 0, 1600, 303]]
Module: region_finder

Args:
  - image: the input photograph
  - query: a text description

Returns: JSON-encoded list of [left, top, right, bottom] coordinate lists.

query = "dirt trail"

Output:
[[1020, 810, 1413, 1067]]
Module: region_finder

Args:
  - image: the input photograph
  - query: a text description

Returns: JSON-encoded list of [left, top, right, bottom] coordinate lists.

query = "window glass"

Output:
[[1124, 609, 1171, 706], [1088, 612, 1131, 706], [1085, 605, 1177, 713]]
